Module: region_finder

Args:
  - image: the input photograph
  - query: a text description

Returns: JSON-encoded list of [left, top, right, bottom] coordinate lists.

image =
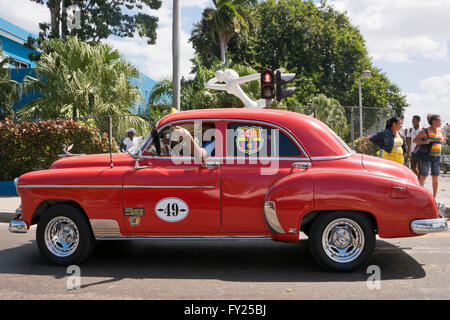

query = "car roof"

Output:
[[157, 108, 351, 158]]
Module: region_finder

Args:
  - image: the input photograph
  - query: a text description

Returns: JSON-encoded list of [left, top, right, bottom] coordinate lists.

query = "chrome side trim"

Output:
[[310, 151, 355, 161], [96, 236, 272, 241], [123, 185, 215, 189], [90, 219, 122, 238], [264, 201, 286, 234], [410, 218, 448, 234], [19, 185, 122, 189], [142, 156, 310, 161], [19, 185, 214, 189]]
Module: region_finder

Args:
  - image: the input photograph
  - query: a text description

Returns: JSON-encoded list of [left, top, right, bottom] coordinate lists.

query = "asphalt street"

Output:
[[0, 223, 450, 300], [0, 173, 449, 300]]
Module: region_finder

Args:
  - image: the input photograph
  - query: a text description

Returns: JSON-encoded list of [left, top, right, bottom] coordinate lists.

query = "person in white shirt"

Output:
[[406, 115, 422, 178], [121, 128, 142, 153]]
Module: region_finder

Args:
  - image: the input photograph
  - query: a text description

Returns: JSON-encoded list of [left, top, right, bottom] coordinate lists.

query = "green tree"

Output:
[[29, 0, 161, 44], [192, 0, 257, 63], [299, 94, 349, 137], [191, 0, 408, 116], [0, 52, 22, 118], [18, 37, 148, 137]]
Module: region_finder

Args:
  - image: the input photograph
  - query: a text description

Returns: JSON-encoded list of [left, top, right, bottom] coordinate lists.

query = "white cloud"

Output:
[[329, 0, 450, 63], [404, 73, 450, 126], [103, 0, 206, 80], [0, 0, 49, 35]]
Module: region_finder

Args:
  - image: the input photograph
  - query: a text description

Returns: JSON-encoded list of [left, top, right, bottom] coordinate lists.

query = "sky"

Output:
[[0, 0, 449, 127]]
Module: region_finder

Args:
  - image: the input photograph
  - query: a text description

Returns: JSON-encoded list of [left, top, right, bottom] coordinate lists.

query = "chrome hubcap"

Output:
[[322, 218, 365, 263], [45, 217, 80, 257]]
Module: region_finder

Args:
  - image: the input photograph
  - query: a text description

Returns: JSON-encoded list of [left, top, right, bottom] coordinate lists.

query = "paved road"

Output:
[[1, 222, 450, 300]]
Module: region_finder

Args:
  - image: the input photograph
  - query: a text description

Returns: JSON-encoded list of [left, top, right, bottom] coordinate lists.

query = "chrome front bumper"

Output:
[[9, 206, 27, 234]]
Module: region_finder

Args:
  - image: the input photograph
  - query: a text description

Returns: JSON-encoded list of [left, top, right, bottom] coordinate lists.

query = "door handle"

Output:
[[292, 162, 312, 169], [202, 161, 220, 169]]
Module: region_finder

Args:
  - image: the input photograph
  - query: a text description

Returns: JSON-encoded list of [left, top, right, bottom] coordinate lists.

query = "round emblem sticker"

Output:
[[155, 197, 189, 222]]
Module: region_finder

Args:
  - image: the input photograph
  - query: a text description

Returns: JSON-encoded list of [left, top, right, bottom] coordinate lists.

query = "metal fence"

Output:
[[5, 105, 396, 152], [288, 105, 396, 147]]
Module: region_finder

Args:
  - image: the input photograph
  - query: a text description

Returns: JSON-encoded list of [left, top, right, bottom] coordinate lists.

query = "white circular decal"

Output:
[[155, 197, 189, 222]]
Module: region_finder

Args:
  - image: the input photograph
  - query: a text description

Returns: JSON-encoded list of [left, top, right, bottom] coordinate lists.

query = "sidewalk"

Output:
[[0, 174, 449, 223], [0, 196, 20, 222]]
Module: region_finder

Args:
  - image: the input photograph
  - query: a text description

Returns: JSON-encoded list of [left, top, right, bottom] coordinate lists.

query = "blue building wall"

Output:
[[11, 68, 40, 111], [0, 17, 38, 68]]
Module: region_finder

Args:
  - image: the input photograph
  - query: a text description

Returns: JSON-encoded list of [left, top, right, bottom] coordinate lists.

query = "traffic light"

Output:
[[275, 70, 296, 102], [260, 68, 274, 99]]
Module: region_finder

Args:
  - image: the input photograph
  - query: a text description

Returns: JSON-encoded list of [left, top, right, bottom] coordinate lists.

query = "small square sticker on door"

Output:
[[124, 208, 145, 216]]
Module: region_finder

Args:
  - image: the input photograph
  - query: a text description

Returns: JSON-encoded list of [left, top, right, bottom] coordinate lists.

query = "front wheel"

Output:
[[308, 212, 375, 272], [36, 205, 95, 266]]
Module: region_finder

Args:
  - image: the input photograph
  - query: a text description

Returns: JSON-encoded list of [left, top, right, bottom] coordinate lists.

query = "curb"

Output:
[[0, 212, 15, 223]]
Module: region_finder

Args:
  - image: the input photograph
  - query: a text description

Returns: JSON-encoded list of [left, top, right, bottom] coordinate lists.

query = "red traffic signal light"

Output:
[[260, 68, 274, 99], [275, 70, 296, 102]]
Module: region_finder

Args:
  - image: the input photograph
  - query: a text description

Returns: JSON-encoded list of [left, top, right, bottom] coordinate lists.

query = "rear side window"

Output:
[[226, 123, 302, 157]]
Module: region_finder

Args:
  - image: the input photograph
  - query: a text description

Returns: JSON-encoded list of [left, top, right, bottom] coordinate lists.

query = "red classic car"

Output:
[[9, 108, 448, 271]]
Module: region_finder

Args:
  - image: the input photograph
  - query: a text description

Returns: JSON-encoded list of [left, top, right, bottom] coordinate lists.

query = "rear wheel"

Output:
[[36, 205, 94, 266], [308, 212, 375, 272]]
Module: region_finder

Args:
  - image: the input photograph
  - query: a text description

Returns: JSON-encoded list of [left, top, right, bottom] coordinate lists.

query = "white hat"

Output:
[[126, 128, 136, 135]]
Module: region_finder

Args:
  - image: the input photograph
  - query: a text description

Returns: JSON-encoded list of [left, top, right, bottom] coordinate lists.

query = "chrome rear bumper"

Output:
[[411, 218, 448, 234]]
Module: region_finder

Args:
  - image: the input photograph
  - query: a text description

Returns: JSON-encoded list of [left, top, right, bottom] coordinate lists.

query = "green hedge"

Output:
[[0, 118, 118, 180]]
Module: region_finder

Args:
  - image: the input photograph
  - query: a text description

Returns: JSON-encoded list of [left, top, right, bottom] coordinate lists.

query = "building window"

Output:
[[11, 59, 28, 69]]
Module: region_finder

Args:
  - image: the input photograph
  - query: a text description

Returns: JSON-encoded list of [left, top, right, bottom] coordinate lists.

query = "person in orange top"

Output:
[[413, 114, 446, 198]]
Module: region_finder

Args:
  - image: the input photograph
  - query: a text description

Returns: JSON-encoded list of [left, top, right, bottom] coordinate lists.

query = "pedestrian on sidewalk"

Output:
[[414, 114, 446, 198], [407, 115, 422, 178], [370, 117, 406, 165]]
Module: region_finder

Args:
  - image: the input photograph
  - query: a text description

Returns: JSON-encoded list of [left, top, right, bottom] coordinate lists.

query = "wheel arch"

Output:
[[31, 199, 91, 230], [300, 210, 379, 236]]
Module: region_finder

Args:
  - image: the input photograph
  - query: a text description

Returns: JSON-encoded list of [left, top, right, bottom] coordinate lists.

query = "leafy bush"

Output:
[[353, 136, 379, 157], [0, 118, 118, 180]]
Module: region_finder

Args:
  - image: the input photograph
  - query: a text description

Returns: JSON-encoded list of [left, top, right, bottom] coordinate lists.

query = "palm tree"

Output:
[[304, 94, 349, 137], [0, 50, 22, 118], [18, 36, 149, 137], [201, 0, 256, 63]]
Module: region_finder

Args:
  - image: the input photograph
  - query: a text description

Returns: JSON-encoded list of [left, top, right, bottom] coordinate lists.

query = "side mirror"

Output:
[[134, 151, 148, 170]]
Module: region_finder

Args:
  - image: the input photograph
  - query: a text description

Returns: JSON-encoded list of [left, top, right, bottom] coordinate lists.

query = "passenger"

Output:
[[172, 126, 215, 160]]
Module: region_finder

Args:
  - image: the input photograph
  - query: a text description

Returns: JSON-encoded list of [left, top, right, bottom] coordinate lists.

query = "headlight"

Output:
[[437, 202, 445, 218], [14, 178, 19, 195]]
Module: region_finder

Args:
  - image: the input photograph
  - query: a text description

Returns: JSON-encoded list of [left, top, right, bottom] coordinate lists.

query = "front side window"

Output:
[[145, 122, 216, 159], [226, 123, 302, 158]]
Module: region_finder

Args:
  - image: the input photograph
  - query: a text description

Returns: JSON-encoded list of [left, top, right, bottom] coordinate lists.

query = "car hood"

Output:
[[362, 154, 419, 184], [50, 153, 135, 169]]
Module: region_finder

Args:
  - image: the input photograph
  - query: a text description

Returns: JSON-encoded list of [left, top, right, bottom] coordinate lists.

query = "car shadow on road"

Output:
[[0, 238, 426, 287]]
